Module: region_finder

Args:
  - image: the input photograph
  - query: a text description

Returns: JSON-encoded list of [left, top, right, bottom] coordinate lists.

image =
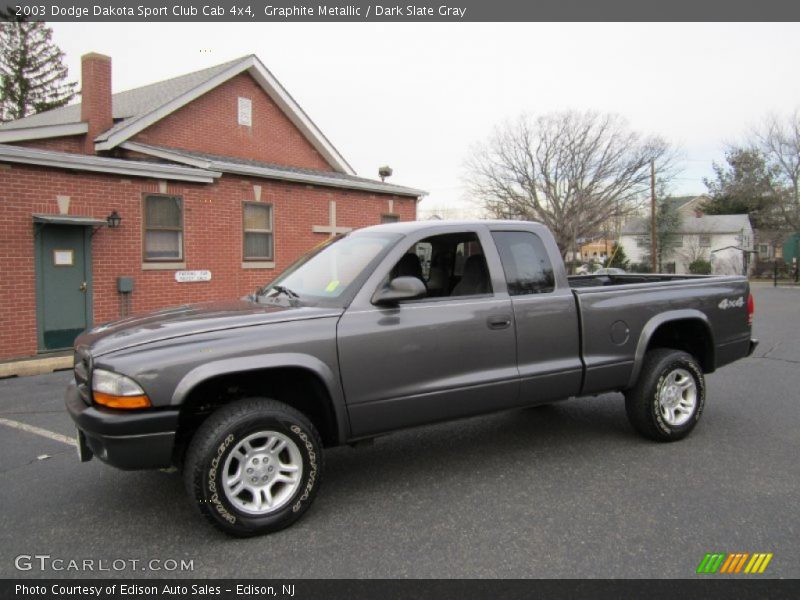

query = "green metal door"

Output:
[[36, 225, 92, 351]]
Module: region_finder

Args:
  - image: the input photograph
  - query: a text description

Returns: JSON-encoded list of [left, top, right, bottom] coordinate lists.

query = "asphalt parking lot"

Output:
[[1, 284, 798, 579]]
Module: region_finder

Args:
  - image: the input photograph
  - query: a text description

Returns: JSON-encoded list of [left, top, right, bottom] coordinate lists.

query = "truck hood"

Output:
[[76, 300, 342, 357]]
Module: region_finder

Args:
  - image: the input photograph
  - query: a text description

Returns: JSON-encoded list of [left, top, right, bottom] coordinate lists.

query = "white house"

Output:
[[620, 213, 755, 275]]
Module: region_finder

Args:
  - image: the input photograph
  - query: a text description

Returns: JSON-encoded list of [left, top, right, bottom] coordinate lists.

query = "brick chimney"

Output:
[[80, 53, 112, 154], [694, 208, 704, 218]]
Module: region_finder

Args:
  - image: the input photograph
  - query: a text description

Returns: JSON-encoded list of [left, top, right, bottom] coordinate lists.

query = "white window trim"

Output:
[[243, 201, 274, 262]]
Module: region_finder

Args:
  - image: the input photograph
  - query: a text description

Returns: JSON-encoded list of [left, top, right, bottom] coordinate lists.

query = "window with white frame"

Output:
[[143, 195, 183, 261], [243, 202, 273, 261]]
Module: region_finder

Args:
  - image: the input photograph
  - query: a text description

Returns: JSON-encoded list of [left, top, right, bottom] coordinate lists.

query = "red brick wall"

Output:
[[0, 163, 416, 360], [132, 73, 333, 172], [12, 136, 86, 154]]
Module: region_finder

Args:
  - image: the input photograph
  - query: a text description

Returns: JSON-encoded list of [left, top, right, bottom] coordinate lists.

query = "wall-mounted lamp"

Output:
[[106, 210, 122, 228]]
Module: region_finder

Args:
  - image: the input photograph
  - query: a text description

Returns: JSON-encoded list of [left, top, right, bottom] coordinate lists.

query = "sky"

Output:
[[49, 22, 800, 216]]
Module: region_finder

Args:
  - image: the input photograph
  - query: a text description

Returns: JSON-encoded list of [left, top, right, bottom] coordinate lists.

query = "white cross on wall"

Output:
[[313, 200, 352, 237]]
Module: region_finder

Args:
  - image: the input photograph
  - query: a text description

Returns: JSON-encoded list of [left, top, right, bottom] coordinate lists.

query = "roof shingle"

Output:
[[0, 56, 249, 132]]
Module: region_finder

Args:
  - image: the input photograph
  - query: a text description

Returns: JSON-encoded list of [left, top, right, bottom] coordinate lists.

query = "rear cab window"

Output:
[[492, 231, 555, 295]]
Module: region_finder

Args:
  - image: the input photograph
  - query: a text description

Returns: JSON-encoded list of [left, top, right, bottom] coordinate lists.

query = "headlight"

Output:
[[92, 369, 151, 409]]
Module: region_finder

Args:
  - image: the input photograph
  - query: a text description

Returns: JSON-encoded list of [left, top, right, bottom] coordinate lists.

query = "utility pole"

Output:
[[650, 159, 657, 273]]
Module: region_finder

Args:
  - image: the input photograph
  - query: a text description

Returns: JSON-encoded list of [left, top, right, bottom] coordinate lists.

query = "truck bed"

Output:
[[565, 273, 752, 395]]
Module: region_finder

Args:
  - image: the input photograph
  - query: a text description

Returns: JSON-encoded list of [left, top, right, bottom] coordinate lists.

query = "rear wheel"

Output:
[[184, 398, 323, 537], [625, 349, 705, 442]]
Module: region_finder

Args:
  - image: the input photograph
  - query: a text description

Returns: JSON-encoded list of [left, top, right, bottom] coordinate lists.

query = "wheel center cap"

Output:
[[252, 454, 270, 477], [664, 386, 679, 407]]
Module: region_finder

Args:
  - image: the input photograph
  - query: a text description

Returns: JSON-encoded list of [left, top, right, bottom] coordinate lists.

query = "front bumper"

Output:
[[65, 382, 179, 470]]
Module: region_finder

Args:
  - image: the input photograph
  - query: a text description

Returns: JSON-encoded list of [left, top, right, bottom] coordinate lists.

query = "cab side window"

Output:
[[492, 231, 555, 295], [388, 232, 492, 298]]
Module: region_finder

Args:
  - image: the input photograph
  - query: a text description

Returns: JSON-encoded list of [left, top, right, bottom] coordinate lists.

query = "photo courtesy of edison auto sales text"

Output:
[[15, 584, 295, 596]]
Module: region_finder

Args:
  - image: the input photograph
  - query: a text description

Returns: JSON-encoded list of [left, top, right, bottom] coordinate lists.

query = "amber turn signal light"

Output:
[[93, 392, 151, 409]]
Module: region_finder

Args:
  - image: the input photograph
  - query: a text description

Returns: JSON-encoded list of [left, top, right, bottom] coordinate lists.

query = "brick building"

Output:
[[0, 53, 423, 360]]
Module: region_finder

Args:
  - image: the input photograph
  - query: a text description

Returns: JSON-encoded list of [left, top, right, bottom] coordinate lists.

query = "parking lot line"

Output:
[[0, 417, 76, 447]]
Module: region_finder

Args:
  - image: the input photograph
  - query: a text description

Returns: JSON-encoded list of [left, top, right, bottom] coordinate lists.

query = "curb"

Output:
[[0, 354, 72, 379]]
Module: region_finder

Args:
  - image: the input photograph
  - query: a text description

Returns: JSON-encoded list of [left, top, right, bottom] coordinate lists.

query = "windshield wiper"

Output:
[[257, 284, 301, 306], [272, 285, 299, 300]]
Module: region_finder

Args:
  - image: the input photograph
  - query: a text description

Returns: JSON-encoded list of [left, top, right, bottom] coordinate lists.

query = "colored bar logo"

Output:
[[696, 552, 773, 574]]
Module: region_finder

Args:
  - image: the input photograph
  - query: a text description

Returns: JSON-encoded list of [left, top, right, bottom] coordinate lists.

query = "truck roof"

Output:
[[356, 219, 542, 235]]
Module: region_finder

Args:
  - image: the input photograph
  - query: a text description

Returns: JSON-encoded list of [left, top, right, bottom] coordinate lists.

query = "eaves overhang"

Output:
[[121, 141, 427, 198], [0, 122, 88, 143], [0, 144, 221, 183]]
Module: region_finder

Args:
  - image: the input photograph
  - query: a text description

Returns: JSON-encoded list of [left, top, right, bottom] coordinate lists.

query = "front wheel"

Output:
[[184, 398, 323, 537], [625, 349, 706, 442]]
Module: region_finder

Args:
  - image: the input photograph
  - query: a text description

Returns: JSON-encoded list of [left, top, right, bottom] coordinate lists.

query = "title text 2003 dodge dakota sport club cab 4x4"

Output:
[[67, 221, 757, 536]]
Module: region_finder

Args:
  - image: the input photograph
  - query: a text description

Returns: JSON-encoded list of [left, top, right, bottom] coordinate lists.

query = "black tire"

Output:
[[625, 349, 706, 442], [184, 398, 323, 537]]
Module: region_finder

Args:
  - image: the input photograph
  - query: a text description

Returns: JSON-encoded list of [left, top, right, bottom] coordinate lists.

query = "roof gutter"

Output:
[[121, 141, 213, 169], [213, 162, 426, 197], [121, 141, 426, 198], [0, 143, 220, 183], [0, 122, 88, 143]]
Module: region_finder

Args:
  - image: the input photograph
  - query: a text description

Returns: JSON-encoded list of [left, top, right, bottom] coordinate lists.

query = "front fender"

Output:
[[170, 353, 348, 443]]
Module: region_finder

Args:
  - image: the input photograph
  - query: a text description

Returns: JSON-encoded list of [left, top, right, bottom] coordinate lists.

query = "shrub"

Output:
[[689, 259, 712, 275]]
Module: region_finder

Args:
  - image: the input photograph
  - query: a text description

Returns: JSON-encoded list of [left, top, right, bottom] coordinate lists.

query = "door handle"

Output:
[[487, 315, 512, 330], [79, 281, 87, 292]]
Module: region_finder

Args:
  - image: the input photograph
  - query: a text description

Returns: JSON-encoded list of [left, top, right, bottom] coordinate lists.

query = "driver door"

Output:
[[337, 227, 519, 437]]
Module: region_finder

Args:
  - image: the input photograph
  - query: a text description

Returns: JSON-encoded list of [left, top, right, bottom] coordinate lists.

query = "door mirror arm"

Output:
[[372, 277, 427, 306]]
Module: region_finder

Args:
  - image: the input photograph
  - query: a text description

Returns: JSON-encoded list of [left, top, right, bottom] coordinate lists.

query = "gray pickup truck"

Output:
[[66, 220, 757, 536]]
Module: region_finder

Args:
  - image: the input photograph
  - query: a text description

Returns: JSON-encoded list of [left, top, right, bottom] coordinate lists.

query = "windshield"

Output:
[[257, 232, 401, 307]]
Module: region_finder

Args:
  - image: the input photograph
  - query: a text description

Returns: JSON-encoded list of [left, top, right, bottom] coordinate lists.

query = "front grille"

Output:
[[74, 346, 92, 405]]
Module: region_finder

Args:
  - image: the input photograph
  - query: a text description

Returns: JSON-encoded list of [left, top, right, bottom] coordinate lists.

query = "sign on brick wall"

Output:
[[175, 270, 212, 283]]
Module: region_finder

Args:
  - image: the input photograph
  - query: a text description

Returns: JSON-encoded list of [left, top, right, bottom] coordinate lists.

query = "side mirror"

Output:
[[372, 277, 427, 305]]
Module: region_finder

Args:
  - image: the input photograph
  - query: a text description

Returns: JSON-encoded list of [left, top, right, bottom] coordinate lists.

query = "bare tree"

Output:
[[753, 110, 800, 230], [675, 235, 709, 272], [464, 110, 677, 260]]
